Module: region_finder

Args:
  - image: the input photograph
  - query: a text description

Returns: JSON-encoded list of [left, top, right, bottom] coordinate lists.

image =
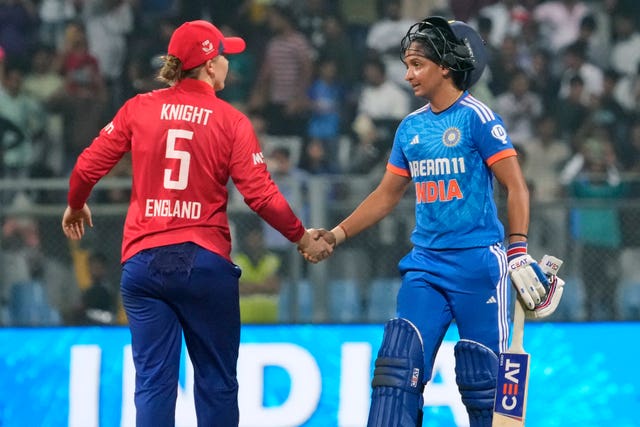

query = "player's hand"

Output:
[[312, 228, 337, 248], [507, 242, 548, 310], [61, 204, 93, 240], [526, 255, 565, 319], [297, 229, 334, 263]]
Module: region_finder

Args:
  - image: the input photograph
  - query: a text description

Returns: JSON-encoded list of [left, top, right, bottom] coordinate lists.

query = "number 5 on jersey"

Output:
[[164, 129, 192, 190]]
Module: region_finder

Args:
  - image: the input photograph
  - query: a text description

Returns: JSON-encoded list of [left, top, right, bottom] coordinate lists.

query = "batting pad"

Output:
[[455, 339, 499, 427], [367, 318, 425, 427]]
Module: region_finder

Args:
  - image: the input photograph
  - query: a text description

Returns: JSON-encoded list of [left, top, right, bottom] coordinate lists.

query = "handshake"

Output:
[[296, 228, 338, 264]]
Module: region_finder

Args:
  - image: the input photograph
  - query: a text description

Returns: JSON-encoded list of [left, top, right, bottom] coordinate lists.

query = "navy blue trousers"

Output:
[[121, 242, 242, 427]]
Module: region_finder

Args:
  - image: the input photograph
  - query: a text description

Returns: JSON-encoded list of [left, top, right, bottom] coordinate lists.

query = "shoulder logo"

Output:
[[442, 127, 461, 147], [491, 124, 508, 144], [410, 135, 420, 145]]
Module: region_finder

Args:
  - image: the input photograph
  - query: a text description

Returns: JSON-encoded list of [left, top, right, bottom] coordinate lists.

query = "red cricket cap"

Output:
[[168, 20, 246, 70]]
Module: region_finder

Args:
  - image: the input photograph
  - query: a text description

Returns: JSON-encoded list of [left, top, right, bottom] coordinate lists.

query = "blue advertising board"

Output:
[[0, 323, 638, 427]]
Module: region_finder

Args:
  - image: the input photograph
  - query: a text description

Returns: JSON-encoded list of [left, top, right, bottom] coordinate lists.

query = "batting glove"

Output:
[[507, 242, 548, 310], [525, 255, 565, 319]]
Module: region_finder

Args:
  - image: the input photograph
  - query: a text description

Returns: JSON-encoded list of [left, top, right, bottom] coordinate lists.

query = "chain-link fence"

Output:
[[1, 175, 639, 326]]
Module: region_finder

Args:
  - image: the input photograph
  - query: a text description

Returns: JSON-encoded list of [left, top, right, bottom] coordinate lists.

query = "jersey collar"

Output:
[[175, 78, 216, 96]]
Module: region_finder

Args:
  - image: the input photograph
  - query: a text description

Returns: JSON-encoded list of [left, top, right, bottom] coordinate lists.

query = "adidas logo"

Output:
[[410, 135, 420, 145], [486, 296, 497, 304]]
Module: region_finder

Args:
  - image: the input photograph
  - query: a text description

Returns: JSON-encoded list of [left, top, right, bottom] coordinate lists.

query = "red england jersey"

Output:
[[68, 79, 305, 262]]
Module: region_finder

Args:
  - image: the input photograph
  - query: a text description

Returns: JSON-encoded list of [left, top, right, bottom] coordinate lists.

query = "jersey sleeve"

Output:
[[472, 111, 517, 167], [229, 116, 305, 243], [68, 99, 134, 209], [386, 120, 411, 178]]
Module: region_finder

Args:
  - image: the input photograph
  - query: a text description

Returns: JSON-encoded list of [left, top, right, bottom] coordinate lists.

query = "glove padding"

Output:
[[525, 255, 565, 319], [508, 253, 549, 310]]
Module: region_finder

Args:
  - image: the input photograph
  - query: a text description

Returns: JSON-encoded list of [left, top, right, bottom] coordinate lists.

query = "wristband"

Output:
[[507, 241, 527, 262]]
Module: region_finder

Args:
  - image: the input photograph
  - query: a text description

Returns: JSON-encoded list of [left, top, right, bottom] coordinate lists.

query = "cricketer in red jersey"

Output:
[[61, 19, 332, 427]]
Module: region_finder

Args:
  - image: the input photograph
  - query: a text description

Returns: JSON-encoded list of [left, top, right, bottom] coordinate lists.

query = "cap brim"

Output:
[[223, 37, 246, 54]]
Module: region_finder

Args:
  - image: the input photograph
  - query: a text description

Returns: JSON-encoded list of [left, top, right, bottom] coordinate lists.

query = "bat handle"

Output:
[[511, 299, 526, 352]]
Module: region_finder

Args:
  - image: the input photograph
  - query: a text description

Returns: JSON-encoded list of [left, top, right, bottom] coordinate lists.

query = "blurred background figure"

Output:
[[561, 129, 628, 320], [350, 56, 410, 173], [248, 4, 313, 138], [305, 56, 345, 172], [494, 68, 543, 146], [235, 223, 283, 324], [365, 0, 414, 89], [520, 114, 571, 258], [67, 251, 118, 325], [82, 0, 135, 116], [50, 21, 107, 173]]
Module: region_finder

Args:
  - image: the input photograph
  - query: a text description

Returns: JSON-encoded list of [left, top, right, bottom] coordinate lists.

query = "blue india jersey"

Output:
[[387, 92, 517, 250]]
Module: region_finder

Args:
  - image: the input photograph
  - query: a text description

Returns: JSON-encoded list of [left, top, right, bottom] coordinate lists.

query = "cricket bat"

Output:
[[492, 298, 530, 426]]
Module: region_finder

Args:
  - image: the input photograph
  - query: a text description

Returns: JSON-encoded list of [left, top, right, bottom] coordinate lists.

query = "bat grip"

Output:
[[511, 299, 526, 352]]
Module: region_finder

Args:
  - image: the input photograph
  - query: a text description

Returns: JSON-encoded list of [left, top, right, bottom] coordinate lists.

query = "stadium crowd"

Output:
[[1, 0, 640, 325]]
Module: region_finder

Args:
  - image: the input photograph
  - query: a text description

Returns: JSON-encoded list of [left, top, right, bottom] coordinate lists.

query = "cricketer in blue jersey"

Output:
[[309, 16, 563, 427]]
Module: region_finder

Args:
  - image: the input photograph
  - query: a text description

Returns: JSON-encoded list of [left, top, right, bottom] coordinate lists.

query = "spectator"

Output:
[[248, 4, 314, 137], [234, 225, 283, 324], [472, 0, 530, 48], [0, 0, 39, 65], [609, 12, 640, 78], [67, 251, 118, 325], [348, 113, 388, 175], [553, 75, 590, 145], [494, 69, 543, 145], [561, 131, 628, 320], [51, 21, 107, 172], [82, 0, 135, 116], [590, 68, 631, 160], [22, 43, 66, 175], [293, 0, 336, 51], [0, 62, 45, 177], [533, 0, 591, 53], [558, 40, 604, 106], [352, 56, 410, 165], [123, 16, 177, 98], [522, 115, 572, 203], [520, 115, 571, 256], [300, 138, 335, 175], [364, 0, 414, 89], [528, 48, 561, 112], [317, 14, 357, 87], [306, 56, 344, 168], [2, 199, 75, 326], [575, 14, 610, 70], [38, 0, 78, 50], [262, 146, 309, 279], [217, 24, 256, 111], [473, 15, 499, 64], [487, 35, 523, 96]]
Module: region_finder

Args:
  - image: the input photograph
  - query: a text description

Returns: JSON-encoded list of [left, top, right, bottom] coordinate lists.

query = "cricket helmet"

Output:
[[400, 16, 487, 89]]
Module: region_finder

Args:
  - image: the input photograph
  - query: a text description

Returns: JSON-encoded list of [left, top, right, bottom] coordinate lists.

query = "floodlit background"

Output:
[[1, 0, 640, 426]]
